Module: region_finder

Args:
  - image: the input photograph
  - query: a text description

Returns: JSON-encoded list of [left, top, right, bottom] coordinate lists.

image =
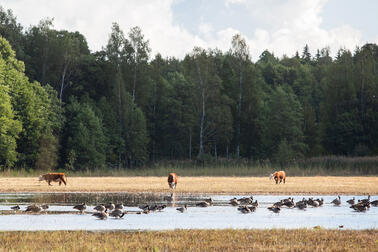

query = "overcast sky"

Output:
[[1, 0, 377, 60]]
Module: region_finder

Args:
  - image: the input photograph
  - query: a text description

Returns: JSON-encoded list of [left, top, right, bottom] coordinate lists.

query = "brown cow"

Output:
[[269, 171, 286, 184], [39, 173, 67, 186], [168, 173, 178, 189]]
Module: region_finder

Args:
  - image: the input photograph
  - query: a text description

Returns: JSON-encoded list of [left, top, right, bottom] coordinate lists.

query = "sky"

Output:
[[1, 0, 377, 60]]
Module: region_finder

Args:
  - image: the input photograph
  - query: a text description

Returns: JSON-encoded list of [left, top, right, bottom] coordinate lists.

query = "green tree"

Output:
[[0, 84, 22, 168], [64, 98, 106, 170], [264, 85, 306, 160]]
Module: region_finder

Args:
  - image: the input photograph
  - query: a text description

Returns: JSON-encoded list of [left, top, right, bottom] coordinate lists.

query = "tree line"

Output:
[[0, 6, 377, 171]]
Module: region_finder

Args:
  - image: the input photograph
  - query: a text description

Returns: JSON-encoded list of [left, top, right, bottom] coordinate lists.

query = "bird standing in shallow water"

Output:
[[94, 205, 106, 212], [11, 205, 20, 211], [331, 196, 341, 206], [115, 203, 124, 210], [346, 197, 355, 205], [92, 211, 108, 220], [109, 209, 125, 218], [176, 204, 187, 213], [25, 204, 42, 213], [73, 203, 87, 214], [105, 202, 115, 212], [268, 206, 281, 213]]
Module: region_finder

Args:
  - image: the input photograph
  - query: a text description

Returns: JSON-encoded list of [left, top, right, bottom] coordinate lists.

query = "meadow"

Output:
[[0, 176, 377, 194], [0, 229, 376, 251]]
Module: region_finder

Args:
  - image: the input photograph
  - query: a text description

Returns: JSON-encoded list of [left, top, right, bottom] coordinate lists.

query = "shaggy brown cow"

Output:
[[269, 171, 286, 184], [168, 173, 178, 189], [39, 173, 67, 186]]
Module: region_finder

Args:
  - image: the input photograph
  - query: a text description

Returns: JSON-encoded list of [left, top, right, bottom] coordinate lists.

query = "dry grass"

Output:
[[0, 229, 376, 251], [0, 176, 377, 194]]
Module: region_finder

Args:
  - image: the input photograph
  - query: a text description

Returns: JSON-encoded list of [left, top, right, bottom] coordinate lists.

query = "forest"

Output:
[[0, 6, 377, 173]]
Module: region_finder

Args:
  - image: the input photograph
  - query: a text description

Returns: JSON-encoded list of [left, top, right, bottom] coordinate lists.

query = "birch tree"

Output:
[[231, 34, 249, 157], [128, 26, 150, 103]]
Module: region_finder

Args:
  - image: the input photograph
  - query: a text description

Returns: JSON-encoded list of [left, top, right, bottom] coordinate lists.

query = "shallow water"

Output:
[[0, 193, 377, 231]]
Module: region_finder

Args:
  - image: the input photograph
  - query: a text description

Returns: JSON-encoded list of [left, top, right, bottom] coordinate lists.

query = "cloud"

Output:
[[226, 0, 364, 59], [0, 0, 202, 58], [0, 0, 372, 60]]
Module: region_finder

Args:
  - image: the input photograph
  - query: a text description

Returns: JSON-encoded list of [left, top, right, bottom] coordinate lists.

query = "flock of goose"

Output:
[[232, 195, 378, 214], [9, 194, 377, 220]]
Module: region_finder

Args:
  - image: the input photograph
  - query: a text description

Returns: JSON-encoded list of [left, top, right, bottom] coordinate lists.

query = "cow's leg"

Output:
[[59, 180, 62, 186], [48, 180, 52, 186], [283, 178, 286, 184]]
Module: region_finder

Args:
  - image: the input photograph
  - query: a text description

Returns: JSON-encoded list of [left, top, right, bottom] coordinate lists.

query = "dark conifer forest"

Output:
[[0, 7, 377, 173]]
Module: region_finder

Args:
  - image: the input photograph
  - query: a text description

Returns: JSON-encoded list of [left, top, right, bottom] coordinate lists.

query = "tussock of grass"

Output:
[[0, 176, 377, 194], [0, 229, 376, 251]]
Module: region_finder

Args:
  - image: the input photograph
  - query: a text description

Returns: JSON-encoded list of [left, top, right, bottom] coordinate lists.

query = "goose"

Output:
[[196, 198, 214, 207], [230, 198, 239, 206], [268, 206, 281, 213], [196, 201, 211, 207], [312, 200, 319, 207], [142, 208, 150, 214], [109, 209, 125, 218], [238, 196, 253, 204], [371, 199, 378, 207], [361, 195, 370, 205], [331, 195, 341, 206], [247, 205, 257, 212], [295, 201, 307, 210], [73, 203, 87, 213], [94, 205, 106, 212], [315, 198, 324, 206], [273, 200, 283, 207], [92, 211, 108, 220], [149, 205, 159, 212], [283, 197, 293, 204], [115, 203, 124, 210], [176, 204, 187, 213], [25, 204, 42, 213], [139, 205, 150, 211], [251, 200, 259, 207], [283, 199, 295, 208], [307, 198, 319, 207], [11, 205, 20, 211], [157, 205, 167, 211], [346, 197, 355, 205], [105, 202, 115, 211], [205, 198, 214, 205], [238, 206, 251, 214], [351, 204, 368, 212]]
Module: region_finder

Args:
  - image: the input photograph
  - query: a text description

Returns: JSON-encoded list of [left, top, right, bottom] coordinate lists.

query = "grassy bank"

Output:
[[0, 176, 377, 194], [0, 229, 376, 251], [2, 156, 378, 177]]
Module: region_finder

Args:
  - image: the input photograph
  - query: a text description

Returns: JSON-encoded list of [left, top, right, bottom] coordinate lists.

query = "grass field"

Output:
[[0, 176, 377, 194], [0, 229, 376, 251]]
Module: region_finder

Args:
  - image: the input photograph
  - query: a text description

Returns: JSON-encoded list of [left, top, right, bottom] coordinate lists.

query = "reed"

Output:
[[0, 229, 376, 251], [1, 156, 377, 177]]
